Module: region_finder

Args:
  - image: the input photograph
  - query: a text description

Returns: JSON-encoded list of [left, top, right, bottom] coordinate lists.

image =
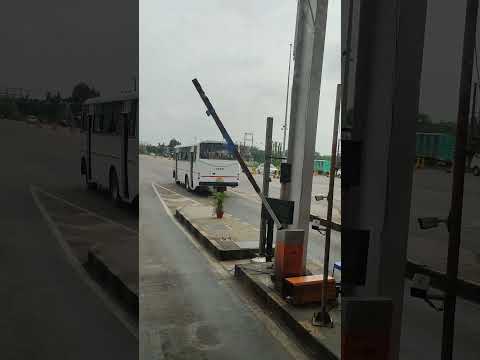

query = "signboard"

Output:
[[262, 197, 294, 225]]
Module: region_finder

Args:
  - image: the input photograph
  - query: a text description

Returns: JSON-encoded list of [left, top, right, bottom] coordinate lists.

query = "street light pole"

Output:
[[282, 43, 293, 156]]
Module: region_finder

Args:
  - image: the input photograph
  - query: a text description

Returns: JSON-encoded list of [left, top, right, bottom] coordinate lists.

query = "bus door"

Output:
[[190, 147, 195, 188], [121, 105, 130, 199], [87, 106, 93, 181], [175, 152, 178, 181]]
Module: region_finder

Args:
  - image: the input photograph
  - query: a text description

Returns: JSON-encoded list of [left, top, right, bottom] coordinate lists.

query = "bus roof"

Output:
[[84, 92, 138, 105]]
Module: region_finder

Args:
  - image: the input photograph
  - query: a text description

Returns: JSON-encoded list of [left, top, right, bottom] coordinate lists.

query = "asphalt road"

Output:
[[140, 155, 310, 360], [0, 119, 138, 359]]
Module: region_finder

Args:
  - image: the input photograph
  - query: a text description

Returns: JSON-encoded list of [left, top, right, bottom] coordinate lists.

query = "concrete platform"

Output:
[[87, 241, 139, 316], [175, 205, 263, 260], [235, 262, 340, 360], [32, 187, 139, 316]]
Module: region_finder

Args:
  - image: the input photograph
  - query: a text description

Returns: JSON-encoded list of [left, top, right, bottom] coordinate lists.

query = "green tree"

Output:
[[71, 82, 100, 104], [168, 138, 181, 148]]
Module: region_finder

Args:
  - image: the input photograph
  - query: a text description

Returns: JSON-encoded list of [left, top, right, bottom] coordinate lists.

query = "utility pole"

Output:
[[282, 43, 293, 156], [259, 117, 273, 259], [442, 1, 478, 359]]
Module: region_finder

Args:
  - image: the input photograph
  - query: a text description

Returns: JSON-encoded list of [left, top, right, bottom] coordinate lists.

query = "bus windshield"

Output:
[[199, 143, 235, 160]]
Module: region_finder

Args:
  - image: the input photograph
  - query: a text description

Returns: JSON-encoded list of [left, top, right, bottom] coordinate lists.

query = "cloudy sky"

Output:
[[140, 0, 340, 155], [1, 0, 138, 99]]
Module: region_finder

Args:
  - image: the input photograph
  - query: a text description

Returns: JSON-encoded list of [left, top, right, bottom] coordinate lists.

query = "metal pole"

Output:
[[441, 1, 478, 359], [342, 0, 354, 130], [259, 117, 273, 256], [315, 83, 341, 326], [467, 82, 477, 168], [283, 43, 293, 155], [192, 79, 284, 229]]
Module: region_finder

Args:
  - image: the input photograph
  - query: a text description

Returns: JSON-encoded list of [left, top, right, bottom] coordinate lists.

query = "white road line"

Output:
[[150, 182, 308, 360], [31, 185, 137, 234], [230, 189, 261, 203], [153, 183, 202, 205], [30, 185, 138, 339], [151, 183, 227, 278]]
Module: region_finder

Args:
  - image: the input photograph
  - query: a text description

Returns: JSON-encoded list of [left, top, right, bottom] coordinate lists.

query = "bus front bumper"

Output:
[[199, 181, 239, 188]]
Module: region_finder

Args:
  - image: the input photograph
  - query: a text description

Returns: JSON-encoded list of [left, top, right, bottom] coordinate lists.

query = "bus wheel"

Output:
[[473, 166, 480, 176], [131, 196, 139, 214], [109, 170, 121, 205], [81, 159, 94, 190]]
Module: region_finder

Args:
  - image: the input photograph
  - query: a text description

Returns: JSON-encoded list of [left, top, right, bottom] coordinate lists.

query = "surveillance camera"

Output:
[[417, 217, 443, 230], [410, 273, 444, 311], [311, 219, 322, 231], [314, 195, 326, 201], [410, 273, 430, 299]]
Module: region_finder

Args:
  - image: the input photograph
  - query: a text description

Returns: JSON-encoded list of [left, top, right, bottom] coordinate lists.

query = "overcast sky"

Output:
[[140, 0, 340, 155], [1, 0, 138, 99]]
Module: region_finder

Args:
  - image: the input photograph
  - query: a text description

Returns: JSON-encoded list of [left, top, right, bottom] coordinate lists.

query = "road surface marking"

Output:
[[151, 183, 226, 278], [31, 185, 137, 234], [30, 185, 138, 339], [153, 183, 202, 205], [230, 189, 261, 203], [151, 182, 310, 360]]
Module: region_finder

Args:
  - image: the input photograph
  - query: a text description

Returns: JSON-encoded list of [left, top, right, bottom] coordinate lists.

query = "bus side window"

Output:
[[108, 111, 116, 133]]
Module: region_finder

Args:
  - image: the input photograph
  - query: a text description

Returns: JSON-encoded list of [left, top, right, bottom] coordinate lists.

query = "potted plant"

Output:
[[213, 191, 225, 219]]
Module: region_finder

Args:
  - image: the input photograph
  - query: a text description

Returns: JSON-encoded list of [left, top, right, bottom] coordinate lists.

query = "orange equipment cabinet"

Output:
[[284, 275, 336, 305], [274, 229, 305, 292]]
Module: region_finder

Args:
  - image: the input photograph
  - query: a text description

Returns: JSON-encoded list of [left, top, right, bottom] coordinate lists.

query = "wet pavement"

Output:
[[0, 119, 138, 359]]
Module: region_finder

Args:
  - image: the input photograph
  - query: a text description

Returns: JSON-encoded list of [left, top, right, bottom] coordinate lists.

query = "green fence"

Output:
[[314, 159, 331, 173], [416, 132, 455, 163]]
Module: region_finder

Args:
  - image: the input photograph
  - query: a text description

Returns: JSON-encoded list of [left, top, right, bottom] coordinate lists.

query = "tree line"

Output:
[[0, 82, 100, 124]]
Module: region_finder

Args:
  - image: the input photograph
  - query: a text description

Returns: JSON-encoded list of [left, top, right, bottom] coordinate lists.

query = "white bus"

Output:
[[80, 93, 138, 207], [173, 141, 240, 191]]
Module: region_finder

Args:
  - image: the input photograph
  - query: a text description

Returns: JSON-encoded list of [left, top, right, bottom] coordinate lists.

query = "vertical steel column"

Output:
[[259, 117, 273, 256], [315, 84, 341, 326], [441, 1, 478, 359]]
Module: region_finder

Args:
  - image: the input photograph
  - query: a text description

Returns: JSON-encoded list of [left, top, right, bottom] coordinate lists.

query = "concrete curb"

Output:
[[87, 247, 139, 317], [405, 260, 480, 303], [175, 209, 258, 260], [234, 264, 339, 360]]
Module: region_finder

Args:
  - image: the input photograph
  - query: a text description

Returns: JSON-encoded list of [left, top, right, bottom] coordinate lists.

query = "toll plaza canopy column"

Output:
[[341, 0, 427, 359], [280, 0, 329, 274]]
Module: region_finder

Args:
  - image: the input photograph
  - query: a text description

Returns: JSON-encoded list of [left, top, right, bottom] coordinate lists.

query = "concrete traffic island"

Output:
[[87, 241, 139, 316], [235, 262, 340, 360], [175, 205, 263, 260], [31, 187, 139, 317]]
